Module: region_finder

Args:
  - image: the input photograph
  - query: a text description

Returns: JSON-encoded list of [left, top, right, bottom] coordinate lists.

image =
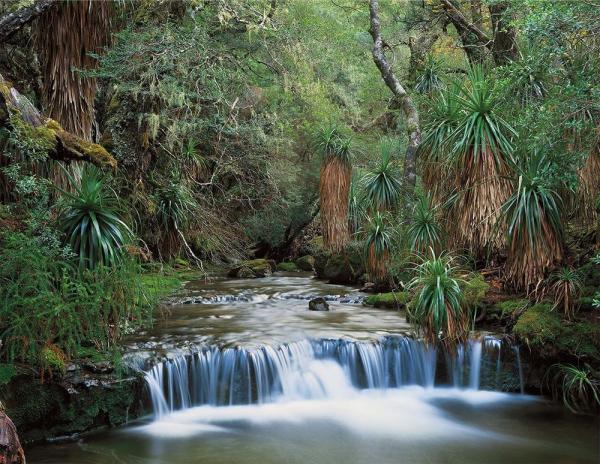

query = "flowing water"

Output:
[[28, 274, 599, 464]]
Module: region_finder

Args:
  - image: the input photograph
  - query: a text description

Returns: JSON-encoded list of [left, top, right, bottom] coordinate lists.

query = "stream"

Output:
[[27, 274, 599, 463]]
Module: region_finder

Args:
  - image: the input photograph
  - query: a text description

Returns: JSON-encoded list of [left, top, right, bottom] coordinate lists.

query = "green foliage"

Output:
[[0, 363, 17, 386], [407, 253, 468, 345], [407, 193, 443, 253], [58, 167, 132, 270], [363, 212, 394, 281], [362, 140, 403, 212], [419, 86, 461, 164], [0, 232, 152, 369], [545, 364, 600, 415], [277, 261, 300, 272]]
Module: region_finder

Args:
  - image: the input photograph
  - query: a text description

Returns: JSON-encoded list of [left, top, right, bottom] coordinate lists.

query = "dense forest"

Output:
[[0, 1, 599, 462]]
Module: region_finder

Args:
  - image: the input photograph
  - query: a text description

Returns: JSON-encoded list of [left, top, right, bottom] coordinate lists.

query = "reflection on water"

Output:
[[27, 275, 600, 464]]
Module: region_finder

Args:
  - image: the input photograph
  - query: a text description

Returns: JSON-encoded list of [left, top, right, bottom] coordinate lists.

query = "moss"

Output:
[[514, 303, 600, 359], [45, 118, 117, 168], [295, 255, 315, 271], [228, 259, 273, 278], [40, 345, 66, 374], [490, 298, 529, 319], [277, 261, 300, 272], [141, 271, 187, 299], [364, 291, 410, 309]]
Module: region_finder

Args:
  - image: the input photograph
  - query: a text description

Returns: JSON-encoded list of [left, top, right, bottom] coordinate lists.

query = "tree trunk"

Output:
[[0, 411, 26, 464], [490, 2, 518, 66], [369, 0, 421, 194], [407, 32, 440, 83], [439, 0, 490, 64]]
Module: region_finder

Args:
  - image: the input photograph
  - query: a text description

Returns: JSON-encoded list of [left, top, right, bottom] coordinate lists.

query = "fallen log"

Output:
[[0, 74, 116, 168], [0, 0, 57, 44], [0, 409, 25, 464]]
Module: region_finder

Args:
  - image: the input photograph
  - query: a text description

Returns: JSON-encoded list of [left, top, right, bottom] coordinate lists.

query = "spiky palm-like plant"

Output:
[[418, 86, 461, 202], [363, 139, 402, 212], [408, 252, 468, 346], [415, 54, 445, 94], [407, 193, 444, 254], [577, 126, 600, 227], [549, 267, 581, 320], [363, 212, 393, 282], [545, 364, 600, 414], [451, 66, 516, 256], [58, 167, 131, 270], [315, 127, 352, 252], [154, 180, 197, 258], [502, 151, 564, 293], [348, 177, 366, 235]]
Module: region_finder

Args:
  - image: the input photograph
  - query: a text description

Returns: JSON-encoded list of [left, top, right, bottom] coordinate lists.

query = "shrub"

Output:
[[549, 267, 582, 320]]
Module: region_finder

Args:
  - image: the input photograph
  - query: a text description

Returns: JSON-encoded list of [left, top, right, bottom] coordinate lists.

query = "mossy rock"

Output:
[[489, 298, 529, 321], [463, 273, 490, 309], [228, 259, 274, 278], [363, 291, 410, 309], [295, 255, 315, 272], [513, 304, 600, 360], [277, 261, 300, 272], [4, 371, 146, 443]]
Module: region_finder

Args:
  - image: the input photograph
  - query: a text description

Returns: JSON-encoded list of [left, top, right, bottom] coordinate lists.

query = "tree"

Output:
[[368, 0, 421, 195]]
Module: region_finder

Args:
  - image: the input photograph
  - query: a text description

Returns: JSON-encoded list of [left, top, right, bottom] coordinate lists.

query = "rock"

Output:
[[295, 255, 315, 272], [308, 297, 330, 311], [322, 252, 364, 285], [227, 259, 273, 278], [0, 410, 25, 464], [360, 282, 376, 293]]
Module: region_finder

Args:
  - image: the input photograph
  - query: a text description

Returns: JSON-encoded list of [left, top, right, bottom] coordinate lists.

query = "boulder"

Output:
[[295, 255, 315, 272], [308, 297, 330, 311], [228, 259, 274, 278], [322, 252, 364, 285], [363, 292, 410, 309], [0, 410, 25, 464]]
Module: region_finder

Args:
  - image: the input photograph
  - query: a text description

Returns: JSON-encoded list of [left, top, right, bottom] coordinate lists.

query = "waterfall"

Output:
[[144, 336, 521, 418]]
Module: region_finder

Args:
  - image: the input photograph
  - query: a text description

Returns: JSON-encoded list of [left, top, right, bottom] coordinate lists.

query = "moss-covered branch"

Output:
[[0, 75, 116, 168]]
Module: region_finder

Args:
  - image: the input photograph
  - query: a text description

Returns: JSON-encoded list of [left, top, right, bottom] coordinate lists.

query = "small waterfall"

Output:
[[144, 336, 521, 418]]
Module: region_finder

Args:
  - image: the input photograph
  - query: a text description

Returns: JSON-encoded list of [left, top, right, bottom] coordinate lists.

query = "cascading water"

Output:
[[144, 335, 519, 418]]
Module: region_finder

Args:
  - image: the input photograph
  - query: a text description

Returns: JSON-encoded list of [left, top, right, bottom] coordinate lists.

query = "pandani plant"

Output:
[[314, 126, 352, 252], [348, 176, 366, 235], [544, 364, 600, 415], [501, 150, 564, 293], [407, 192, 444, 254], [548, 267, 581, 320], [415, 54, 445, 95], [58, 166, 132, 270], [362, 139, 402, 212], [363, 211, 393, 282], [407, 252, 469, 346], [418, 85, 461, 204], [450, 65, 516, 257]]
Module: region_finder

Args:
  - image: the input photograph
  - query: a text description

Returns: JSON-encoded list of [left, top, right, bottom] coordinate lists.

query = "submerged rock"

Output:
[[308, 297, 330, 311]]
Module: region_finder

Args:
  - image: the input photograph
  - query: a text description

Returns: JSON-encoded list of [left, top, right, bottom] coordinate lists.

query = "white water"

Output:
[[144, 335, 519, 424]]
